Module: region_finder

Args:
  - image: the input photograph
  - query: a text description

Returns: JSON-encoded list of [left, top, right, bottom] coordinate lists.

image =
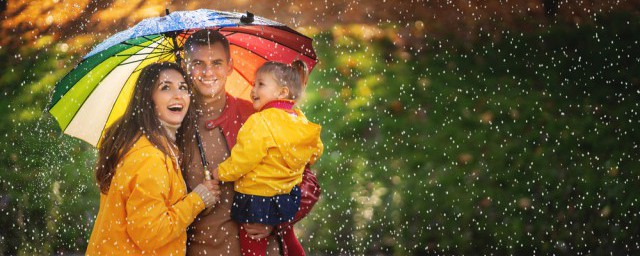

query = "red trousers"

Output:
[[240, 225, 305, 256]]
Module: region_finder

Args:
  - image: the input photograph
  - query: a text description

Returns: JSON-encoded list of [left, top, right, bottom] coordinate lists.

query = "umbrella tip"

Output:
[[240, 11, 254, 24]]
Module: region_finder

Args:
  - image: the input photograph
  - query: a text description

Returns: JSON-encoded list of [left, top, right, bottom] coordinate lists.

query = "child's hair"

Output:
[[256, 60, 309, 100], [183, 29, 231, 60], [95, 62, 196, 194]]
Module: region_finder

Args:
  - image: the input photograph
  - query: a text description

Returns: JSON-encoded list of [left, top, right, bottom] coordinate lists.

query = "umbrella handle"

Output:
[[196, 129, 213, 181], [204, 169, 212, 181]]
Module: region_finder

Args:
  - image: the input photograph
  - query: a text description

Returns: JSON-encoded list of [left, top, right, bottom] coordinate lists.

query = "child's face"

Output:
[[251, 72, 288, 110]]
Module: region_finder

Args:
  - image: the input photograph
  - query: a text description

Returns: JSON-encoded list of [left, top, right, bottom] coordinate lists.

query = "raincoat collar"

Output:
[[260, 99, 296, 112]]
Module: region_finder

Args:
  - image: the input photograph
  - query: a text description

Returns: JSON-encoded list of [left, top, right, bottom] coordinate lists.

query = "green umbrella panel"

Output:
[[49, 35, 176, 146]]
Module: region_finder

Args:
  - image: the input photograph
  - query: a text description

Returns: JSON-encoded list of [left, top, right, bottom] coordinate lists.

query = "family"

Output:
[[85, 30, 323, 256]]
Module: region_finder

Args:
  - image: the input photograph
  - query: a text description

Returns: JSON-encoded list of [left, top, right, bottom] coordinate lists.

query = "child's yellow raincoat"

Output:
[[86, 136, 205, 255], [218, 107, 323, 197]]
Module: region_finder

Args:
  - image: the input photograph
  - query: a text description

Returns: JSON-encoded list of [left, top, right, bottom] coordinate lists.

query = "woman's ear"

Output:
[[278, 86, 290, 99]]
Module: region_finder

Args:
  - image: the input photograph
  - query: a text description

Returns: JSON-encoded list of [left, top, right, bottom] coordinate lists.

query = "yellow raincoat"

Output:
[[86, 136, 205, 255], [218, 107, 323, 197]]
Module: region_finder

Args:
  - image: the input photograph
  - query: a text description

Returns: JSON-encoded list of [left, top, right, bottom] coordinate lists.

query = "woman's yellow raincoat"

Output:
[[86, 136, 205, 255]]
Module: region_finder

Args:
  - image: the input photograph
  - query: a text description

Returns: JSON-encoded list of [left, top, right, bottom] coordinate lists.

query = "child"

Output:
[[212, 60, 323, 256], [87, 62, 219, 255]]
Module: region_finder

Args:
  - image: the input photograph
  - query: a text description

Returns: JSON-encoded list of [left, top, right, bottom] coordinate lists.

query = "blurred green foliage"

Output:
[[0, 39, 99, 255], [0, 11, 639, 256], [301, 11, 640, 255]]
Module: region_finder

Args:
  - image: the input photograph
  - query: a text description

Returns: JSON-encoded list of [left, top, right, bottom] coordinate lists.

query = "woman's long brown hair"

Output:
[[95, 62, 197, 194]]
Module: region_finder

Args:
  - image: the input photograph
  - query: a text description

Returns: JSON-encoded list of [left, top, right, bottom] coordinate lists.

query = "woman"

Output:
[[86, 62, 219, 255]]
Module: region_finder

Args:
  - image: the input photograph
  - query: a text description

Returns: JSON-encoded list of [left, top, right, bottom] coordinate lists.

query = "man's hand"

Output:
[[243, 223, 273, 240]]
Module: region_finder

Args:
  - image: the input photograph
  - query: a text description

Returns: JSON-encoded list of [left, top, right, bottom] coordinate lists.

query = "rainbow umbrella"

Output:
[[48, 9, 317, 146]]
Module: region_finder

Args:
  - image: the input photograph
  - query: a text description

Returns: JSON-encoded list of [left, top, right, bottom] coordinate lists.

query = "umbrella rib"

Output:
[[228, 42, 268, 61], [157, 51, 177, 62], [142, 35, 160, 42], [156, 34, 184, 63], [174, 32, 190, 48], [119, 51, 170, 65], [122, 42, 162, 50], [157, 35, 178, 50], [115, 50, 170, 57], [154, 41, 177, 54], [222, 28, 316, 60], [119, 59, 145, 66], [129, 52, 175, 71], [178, 32, 189, 47], [119, 35, 166, 50]]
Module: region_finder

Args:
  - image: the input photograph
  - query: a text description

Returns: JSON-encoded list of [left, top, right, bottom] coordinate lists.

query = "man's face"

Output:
[[183, 42, 233, 100]]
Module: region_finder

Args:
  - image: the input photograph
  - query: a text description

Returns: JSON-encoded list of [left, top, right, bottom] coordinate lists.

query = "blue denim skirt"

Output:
[[231, 186, 301, 226]]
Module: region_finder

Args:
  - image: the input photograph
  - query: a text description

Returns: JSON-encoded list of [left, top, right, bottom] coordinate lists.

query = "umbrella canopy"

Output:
[[48, 9, 318, 146]]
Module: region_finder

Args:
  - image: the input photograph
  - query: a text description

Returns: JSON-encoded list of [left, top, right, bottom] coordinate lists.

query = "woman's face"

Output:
[[152, 69, 190, 126]]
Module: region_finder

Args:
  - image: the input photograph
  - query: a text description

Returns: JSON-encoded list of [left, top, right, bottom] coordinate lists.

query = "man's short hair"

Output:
[[183, 29, 231, 60]]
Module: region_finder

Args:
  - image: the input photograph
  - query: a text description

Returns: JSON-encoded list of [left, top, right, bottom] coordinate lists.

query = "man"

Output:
[[181, 29, 320, 255]]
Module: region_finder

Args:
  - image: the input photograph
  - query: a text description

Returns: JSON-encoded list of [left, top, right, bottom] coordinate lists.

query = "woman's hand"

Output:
[[203, 179, 221, 204], [194, 179, 221, 208], [243, 223, 273, 239]]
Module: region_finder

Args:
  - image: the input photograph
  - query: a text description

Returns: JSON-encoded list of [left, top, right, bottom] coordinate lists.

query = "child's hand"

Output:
[[212, 168, 220, 180]]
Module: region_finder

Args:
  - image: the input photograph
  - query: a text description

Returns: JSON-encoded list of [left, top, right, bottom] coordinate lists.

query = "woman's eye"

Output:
[[160, 85, 170, 90], [179, 85, 188, 90]]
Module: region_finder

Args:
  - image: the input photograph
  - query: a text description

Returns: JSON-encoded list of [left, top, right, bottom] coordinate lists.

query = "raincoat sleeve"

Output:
[[124, 152, 205, 251], [218, 113, 272, 182], [309, 135, 324, 166]]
